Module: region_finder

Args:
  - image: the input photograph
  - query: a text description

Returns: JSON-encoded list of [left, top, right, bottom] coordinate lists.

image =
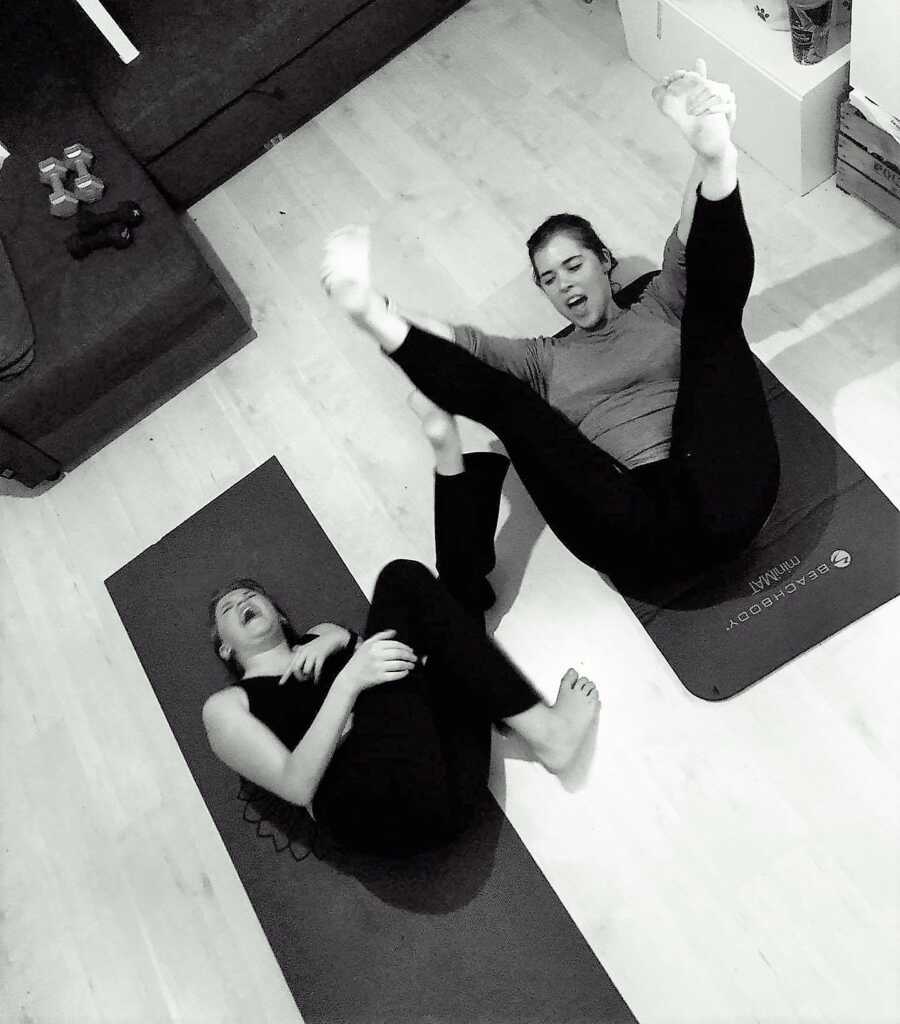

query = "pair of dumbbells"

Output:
[[65, 200, 145, 260], [38, 143, 104, 218]]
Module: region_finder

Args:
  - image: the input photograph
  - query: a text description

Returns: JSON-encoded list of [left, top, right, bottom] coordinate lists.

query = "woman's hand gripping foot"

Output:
[[320, 225, 377, 319], [652, 58, 737, 163], [321, 225, 410, 353]]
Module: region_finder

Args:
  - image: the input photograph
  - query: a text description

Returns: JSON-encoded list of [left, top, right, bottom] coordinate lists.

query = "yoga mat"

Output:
[[577, 274, 900, 700], [106, 457, 637, 1024]]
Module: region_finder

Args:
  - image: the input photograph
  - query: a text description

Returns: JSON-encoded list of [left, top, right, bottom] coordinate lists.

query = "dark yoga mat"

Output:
[[587, 274, 900, 700], [619, 361, 900, 701], [106, 456, 636, 1024]]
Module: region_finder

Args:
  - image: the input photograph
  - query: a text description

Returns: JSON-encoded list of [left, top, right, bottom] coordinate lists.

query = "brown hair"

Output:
[[526, 213, 618, 284], [207, 577, 303, 677]]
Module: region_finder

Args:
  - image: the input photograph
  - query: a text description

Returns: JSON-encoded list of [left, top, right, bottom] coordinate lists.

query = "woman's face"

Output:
[[214, 586, 285, 664], [533, 232, 613, 329]]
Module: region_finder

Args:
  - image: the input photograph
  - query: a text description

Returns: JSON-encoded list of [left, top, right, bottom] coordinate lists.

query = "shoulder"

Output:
[[202, 685, 250, 729], [625, 297, 661, 321]]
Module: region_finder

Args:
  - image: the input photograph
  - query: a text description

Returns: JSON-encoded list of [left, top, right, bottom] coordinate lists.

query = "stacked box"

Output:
[[836, 101, 900, 228]]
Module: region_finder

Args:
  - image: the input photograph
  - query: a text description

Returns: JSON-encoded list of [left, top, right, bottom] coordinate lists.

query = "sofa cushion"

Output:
[[142, 0, 470, 206], [48, 0, 368, 165], [0, 237, 34, 379], [0, 23, 218, 440]]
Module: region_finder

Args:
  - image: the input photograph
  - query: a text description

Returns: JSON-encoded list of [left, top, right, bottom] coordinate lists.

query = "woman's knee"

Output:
[[377, 558, 436, 594], [371, 560, 441, 617]]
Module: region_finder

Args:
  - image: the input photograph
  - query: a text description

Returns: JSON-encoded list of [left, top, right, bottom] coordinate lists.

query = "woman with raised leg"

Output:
[[201, 408, 599, 856], [320, 61, 780, 587]]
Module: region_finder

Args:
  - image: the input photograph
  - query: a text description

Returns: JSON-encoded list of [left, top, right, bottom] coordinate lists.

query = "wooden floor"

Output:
[[4, 1, 899, 1021]]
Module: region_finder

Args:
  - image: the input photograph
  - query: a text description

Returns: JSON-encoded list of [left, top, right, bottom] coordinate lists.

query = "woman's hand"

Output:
[[320, 225, 380, 321], [278, 627, 352, 686], [336, 629, 418, 694], [652, 58, 736, 162], [685, 72, 736, 129]]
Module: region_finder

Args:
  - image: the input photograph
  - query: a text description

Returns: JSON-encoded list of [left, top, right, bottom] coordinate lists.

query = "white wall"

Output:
[[850, 0, 900, 117]]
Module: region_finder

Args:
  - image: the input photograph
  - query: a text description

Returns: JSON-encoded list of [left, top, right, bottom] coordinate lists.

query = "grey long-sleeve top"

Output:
[[452, 228, 688, 469]]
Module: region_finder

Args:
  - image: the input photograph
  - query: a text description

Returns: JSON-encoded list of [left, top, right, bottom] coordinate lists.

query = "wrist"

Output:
[[333, 668, 361, 700]]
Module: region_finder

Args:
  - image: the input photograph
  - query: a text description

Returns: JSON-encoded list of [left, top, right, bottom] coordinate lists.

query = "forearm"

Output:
[[281, 676, 358, 806], [677, 144, 738, 242], [677, 155, 706, 245]]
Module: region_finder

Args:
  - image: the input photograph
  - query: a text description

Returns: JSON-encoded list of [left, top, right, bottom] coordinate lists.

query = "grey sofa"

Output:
[[47, 0, 469, 207], [0, 1, 467, 486]]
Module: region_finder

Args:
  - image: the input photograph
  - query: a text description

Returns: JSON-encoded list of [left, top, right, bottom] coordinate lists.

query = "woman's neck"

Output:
[[241, 642, 294, 680], [593, 299, 624, 330]]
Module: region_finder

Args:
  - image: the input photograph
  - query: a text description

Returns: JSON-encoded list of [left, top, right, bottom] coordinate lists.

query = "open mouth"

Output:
[[240, 605, 260, 625], [566, 295, 587, 311]]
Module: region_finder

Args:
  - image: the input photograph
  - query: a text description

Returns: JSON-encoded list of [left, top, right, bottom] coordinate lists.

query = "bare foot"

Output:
[[652, 59, 735, 162], [537, 668, 600, 774], [407, 389, 464, 474], [320, 225, 375, 319]]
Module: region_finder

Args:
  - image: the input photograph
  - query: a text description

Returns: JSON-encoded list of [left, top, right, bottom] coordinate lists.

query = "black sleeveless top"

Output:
[[239, 633, 357, 749]]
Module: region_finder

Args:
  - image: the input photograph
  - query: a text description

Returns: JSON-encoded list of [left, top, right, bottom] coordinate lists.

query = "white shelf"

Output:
[[849, 0, 900, 120], [619, 0, 852, 193], [672, 0, 850, 97]]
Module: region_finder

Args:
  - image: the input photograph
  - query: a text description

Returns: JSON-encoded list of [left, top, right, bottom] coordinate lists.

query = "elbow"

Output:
[[284, 783, 316, 813], [283, 789, 317, 823], [279, 764, 318, 811]]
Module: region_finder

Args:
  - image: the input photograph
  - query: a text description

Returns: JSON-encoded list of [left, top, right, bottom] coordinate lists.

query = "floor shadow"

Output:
[[320, 785, 506, 914], [751, 297, 900, 437], [747, 235, 900, 410], [237, 775, 505, 915]]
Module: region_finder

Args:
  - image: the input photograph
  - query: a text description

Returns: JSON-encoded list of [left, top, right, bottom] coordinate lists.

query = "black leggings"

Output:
[[313, 557, 539, 854], [392, 186, 780, 582]]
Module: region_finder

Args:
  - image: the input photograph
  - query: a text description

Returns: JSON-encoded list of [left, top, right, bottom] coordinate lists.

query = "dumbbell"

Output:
[[66, 222, 134, 260], [77, 200, 144, 235], [62, 143, 104, 202], [38, 157, 79, 218]]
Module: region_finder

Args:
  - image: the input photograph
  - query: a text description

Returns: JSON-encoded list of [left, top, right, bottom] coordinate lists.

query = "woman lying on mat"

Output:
[[202, 405, 598, 856], [320, 60, 780, 587]]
